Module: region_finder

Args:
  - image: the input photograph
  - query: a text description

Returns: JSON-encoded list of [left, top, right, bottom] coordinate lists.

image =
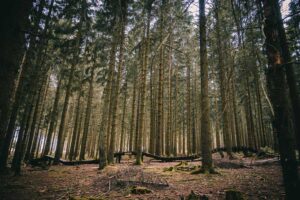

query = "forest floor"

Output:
[[0, 153, 286, 200]]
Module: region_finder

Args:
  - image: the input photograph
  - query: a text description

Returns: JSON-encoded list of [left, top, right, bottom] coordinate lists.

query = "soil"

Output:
[[0, 153, 285, 200]]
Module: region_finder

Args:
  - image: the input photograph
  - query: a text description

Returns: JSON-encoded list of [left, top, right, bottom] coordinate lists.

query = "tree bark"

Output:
[[80, 68, 94, 160], [262, 0, 300, 198], [108, 2, 128, 163], [214, 0, 233, 158], [43, 75, 62, 156], [0, 0, 33, 157], [136, 1, 151, 164], [156, 0, 166, 156], [199, 0, 213, 172], [69, 89, 82, 161]]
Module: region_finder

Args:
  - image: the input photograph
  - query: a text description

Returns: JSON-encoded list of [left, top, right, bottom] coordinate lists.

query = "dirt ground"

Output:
[[0, 153, 285, 200]]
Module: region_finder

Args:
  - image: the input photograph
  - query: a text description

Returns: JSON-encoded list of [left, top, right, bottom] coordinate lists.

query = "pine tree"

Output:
[[199, 0, 213, 173], [262, 0, 300, 197]]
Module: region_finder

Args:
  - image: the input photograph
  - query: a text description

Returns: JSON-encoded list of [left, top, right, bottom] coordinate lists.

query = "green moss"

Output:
[[163, 166, 174, 172], [128, 186, 152, 194]]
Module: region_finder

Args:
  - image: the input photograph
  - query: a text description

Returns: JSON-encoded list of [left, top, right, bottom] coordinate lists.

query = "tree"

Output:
[[107, 0, 128, 164], [261, 0, 300, 198], [0, 0, 53, 171], [214, 0, 233, 159], [199, 0, 213, 173], [44, 74, 63, 156], [0, 1, 33, 157], [156, 0, 166, 156], [54, 0, 88, 163], [135, 0, 153, 165], [79, 66, 95, 160]]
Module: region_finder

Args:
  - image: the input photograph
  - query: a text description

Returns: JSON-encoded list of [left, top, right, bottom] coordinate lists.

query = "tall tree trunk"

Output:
[[173, 65, 178, 156], [136, 1, 151, 164], [214, 0, 233, 158], [29, 74, 50, 160], [0, 0, 53, 170], [43, 75, 62, 156], [25, 68, 49, 162], [69, 89, 82, 161], [104, 22, 120, 163], [134, 93, 141, 152], [166, 37, 173, 156], [277, 1, 300, 160], [192, 64, 198, 154], [245, 77, 257, 150], [186, 56, 192, 156], [54, 0, 86, 163], [11, 100, 32, 175], [231, 75, 241, 148], [156, 0, 165, 156], [4, 0, 53, 159], [262, 0, 300, 198], [215, 96, 224, 158], [119, 82, 127, 152], [80, 68, 94, 160], [149, 48, 156, 154], [0, 1, 33, 157], [129, 69, 137, 153], [99, 22, 118, 168], [54, 65, 75, 163], [74, 107, 84, 159], [98, 83, 110, 169], [199, 0, 213, 172], [108, 2, 128, 163]]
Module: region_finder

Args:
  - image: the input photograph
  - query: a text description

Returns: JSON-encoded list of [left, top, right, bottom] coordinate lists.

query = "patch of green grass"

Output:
[[128, 186, 152, 194]]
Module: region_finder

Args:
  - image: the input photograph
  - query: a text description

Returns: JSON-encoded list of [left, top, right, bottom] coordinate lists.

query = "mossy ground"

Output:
[[0, 154, 285, 199]]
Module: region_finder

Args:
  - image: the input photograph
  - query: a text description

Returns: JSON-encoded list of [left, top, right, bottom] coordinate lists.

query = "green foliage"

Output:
[[163, 162, 197, 172], [163, 166, 175, 172], [128, 186, 152, 194]]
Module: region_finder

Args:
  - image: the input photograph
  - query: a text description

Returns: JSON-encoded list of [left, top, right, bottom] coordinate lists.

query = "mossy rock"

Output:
[[129, 186, 152, 194], [186, 190, 209, 200], [163, 166, 175, 172], [225, 190, 245, 200]]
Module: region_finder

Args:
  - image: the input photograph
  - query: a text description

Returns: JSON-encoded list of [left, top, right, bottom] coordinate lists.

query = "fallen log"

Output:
[[211, 146, 258, 154], [139, 146, 259, 162], [29, 155, 98, 166], [30, 146, 270, 166], [141, 152, 201, 162], [30, 152, 125, 166]]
